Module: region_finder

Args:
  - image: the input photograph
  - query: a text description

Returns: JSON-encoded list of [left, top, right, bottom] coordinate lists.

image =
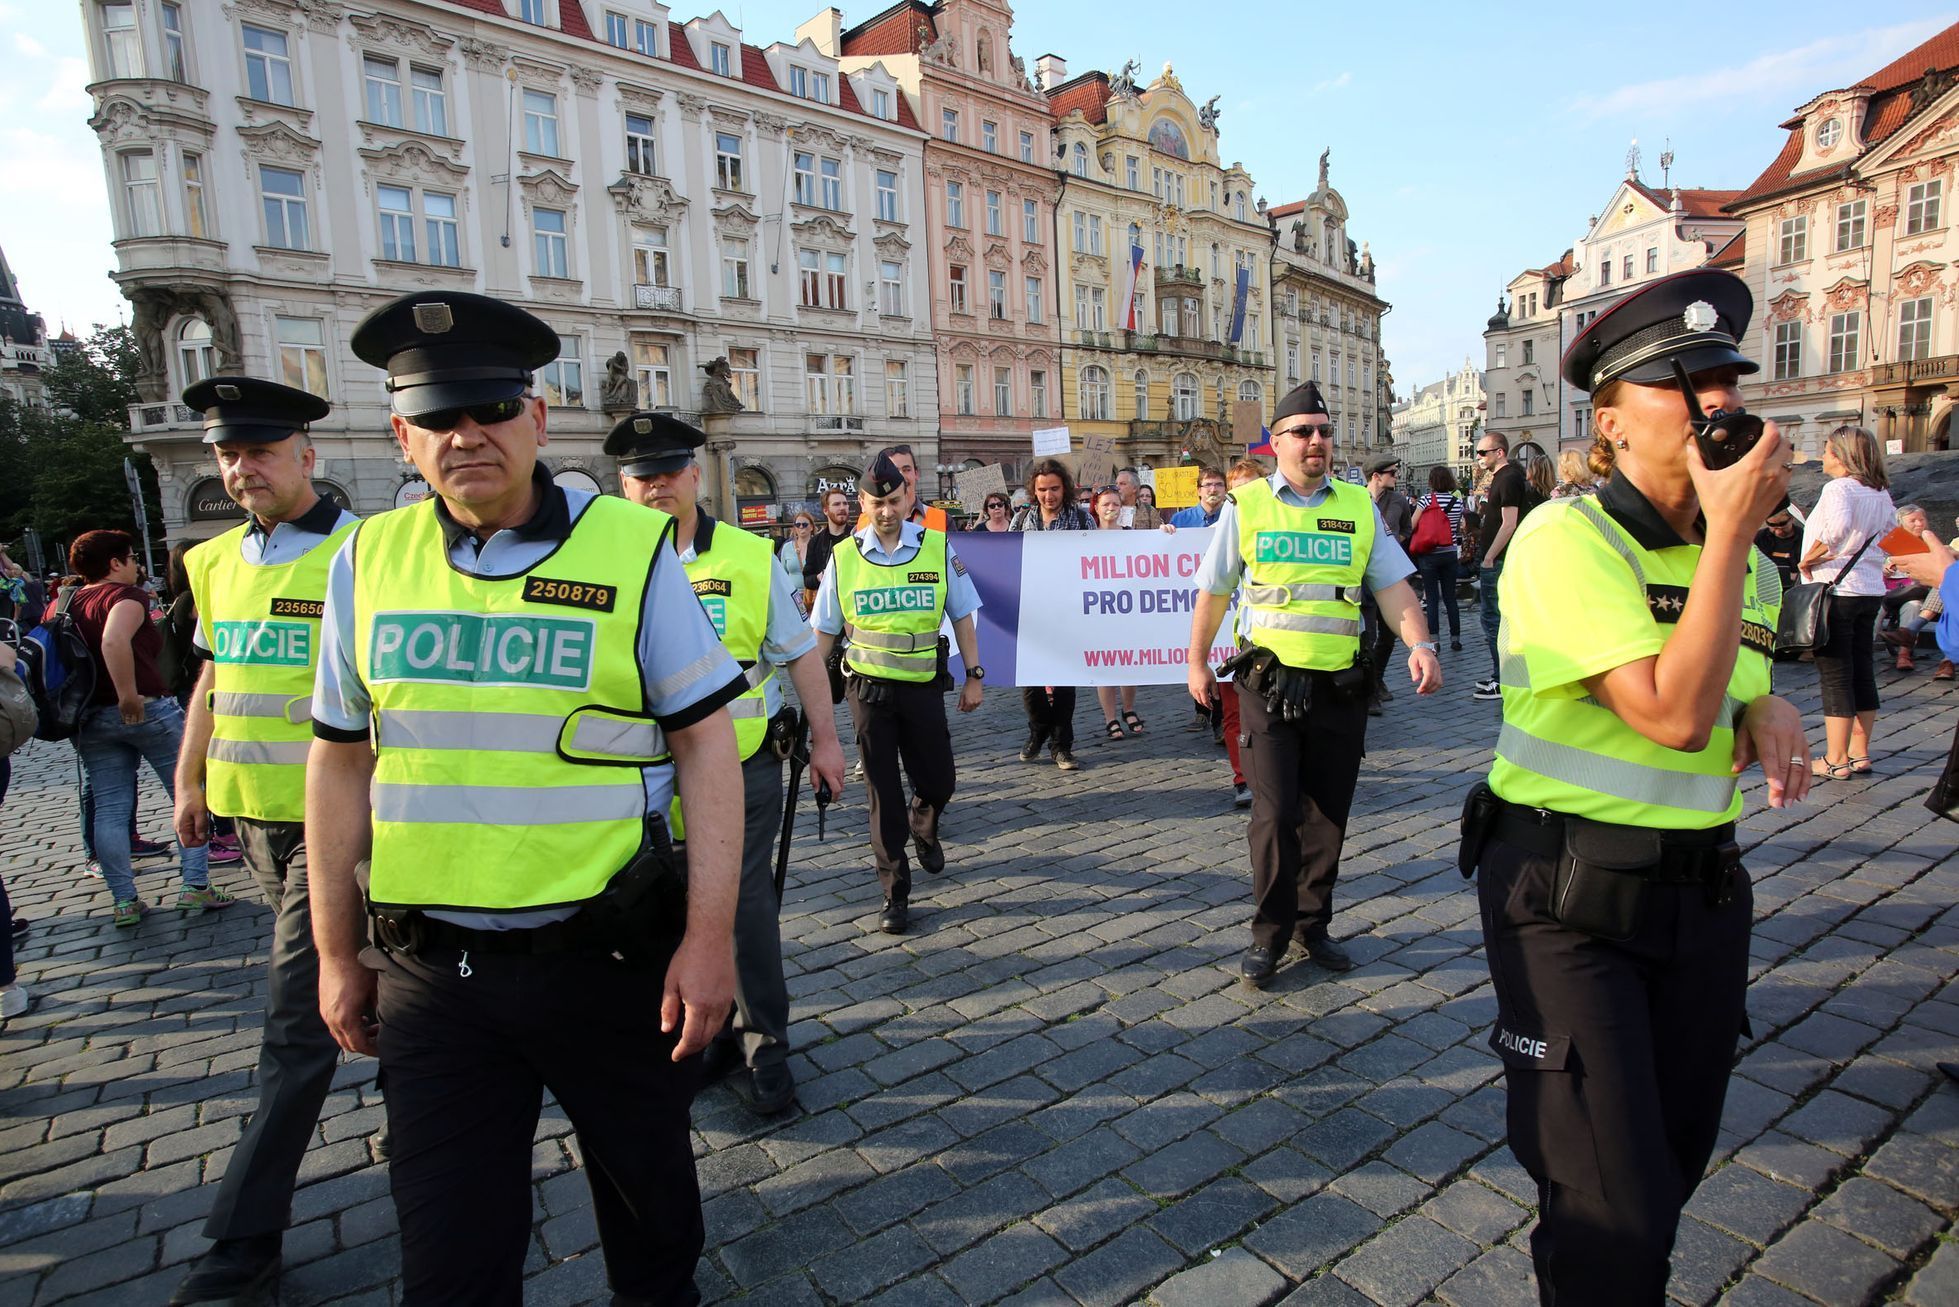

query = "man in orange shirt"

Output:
[[856, 444, 948, 533]]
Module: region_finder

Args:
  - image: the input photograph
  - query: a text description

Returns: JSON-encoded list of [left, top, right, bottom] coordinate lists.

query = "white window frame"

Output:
[[1079, 366, 1110, 420], [121, 150, 161, 237], [178, 319, 216, 387], [274, 316, 328, 396], [635, 340, 673, 408], [1836, 199, 1866, 252], [532, 206, 569, 278], [805, 354, 855, 415], [364, 55, 405, 127], [1172, 372, 1199, 421], [710, 42, 732, 77], [985, 190, 1002, 236], [1022, 198, 1039, 244], [948, 265, 968, 314], [259, 164, 309, 249], [412, 66, 448, 135], [987, 269, 1006, 320], [160, 1, 186, 81], [522, 89, 561, 156], [1024, 276, 1043, 324], [715, 132, 744, 191], [518, 0, 549, 25], [423, 191, 460, 267], [604, 11, 628, 47], [993, 366, 1013, 416], [793, 151, 817, 206], [101, 2, 143, 79], [633, 228, 670, 288], [879, 260, 904, 316], [539, 334, 584, 407], [820, 157, 843, 211], [1031, 368, 1048, 419], [182, 151, 210, 239], [1773, 321, 1802, 381], [728, 347, 760, 409], [871, 88, 892, 120], [876, 170, 899, 222], [885, 359, 908, 418], [1828, 310, 1860, 373], [1907, 180, 1943, 235], [954, 363, 975, 416], [721, 240, 751, 298], [625, 112, 657, 175], [242, 23, 294, 105], [377, 183, 417, 262], [1777, 215, 1807, 265], [941, 106, 959, 143], [1899, 297, 1933, 362], [945, 180, 964, 228], [1019, 130, 1034, 163], [982, 120, 998, 153], [634, 19, 658, 56]]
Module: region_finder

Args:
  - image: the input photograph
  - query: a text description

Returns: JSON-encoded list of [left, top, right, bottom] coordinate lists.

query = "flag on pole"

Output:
[[1227, 265, 1251, 345], [1119, 240, 1146, 331], [1248, 427, 1274, 455]]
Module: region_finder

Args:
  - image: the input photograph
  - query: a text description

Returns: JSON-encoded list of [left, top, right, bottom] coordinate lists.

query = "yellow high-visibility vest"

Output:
[[1234, 477, 1375, 670]]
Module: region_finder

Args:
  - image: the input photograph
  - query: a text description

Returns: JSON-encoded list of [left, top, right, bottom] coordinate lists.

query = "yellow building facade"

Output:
[[1044, 60, 1274, 475]]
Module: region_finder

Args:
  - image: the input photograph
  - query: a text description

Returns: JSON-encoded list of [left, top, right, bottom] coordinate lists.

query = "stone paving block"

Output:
[[1419, 1178, 1527, 1246], [805, 1222, 938, 1303], [937, 1119, 1052, 1187], [1326, 1159, 1431, 1218], [1813, 1174, 1945, 1258], [1751, 1218, 1900, 1303], [1275, 1271, 1379, 1306], [1111, 1090, 1224, 1150], [752, 1144, 875, 1216], [938, 1221, 1070, 1305], [1050, 1225, 1186, 1307], [1665, 1214, 1754, 1306], [1294, 1106, 1396, 1171], [1212, 1097, 1308, 1156], [1147, 1248, 1288, 1307], [1683, 1162, 1813, 1247], [1146, 1176, 1278, 1257], [914, 1169, 1050, 1256], [1904, 1236, 1959, 1307], [833, 1161, 960, 1236], [1031, 1177, 1158, 1254], [1732, 1130, 1850, 1192], [1435, 1244, 1537, 1306], [718, 1205, 854, 1289], [1020, 1126, 1141, 1200], [1121, 1130, 1246, 1199], [1776, 1088, 1899, 1158], [1333, 1215, 1479, 1307], [1381, 1120, 1484, 1185], [1243, 1192, 1379, 1279]]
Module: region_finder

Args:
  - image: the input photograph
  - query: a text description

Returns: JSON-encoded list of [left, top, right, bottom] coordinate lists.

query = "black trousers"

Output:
[[1477, 835, 1751, 1306], [846, 677, 955, 900], [727, 750, 789, 1069], [375, 944, 702, 1306], [1237, 675, 1368, 949], [1362, 596, 1397, 692], [1021, 686, 1076, 752], [204, 819, 345, 1241], [1814, 593, 1882, 717]]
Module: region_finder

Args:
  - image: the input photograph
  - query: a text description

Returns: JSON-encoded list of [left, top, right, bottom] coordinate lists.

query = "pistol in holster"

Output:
[[825, 641, 847, 704], [934, 635, 953, 691], [580, 815, 688, 961], [1457, 781, 1501, 878]]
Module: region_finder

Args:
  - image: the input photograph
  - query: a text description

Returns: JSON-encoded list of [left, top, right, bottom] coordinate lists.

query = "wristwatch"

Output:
[[965, 665, 986, 681], [1413, 641, 1439, 653]]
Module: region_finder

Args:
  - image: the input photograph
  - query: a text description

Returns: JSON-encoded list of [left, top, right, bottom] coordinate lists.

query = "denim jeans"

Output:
[[74, 697, 208, 905], [1416, 551, 1460, 640], [1479, 561, 1504, 682]]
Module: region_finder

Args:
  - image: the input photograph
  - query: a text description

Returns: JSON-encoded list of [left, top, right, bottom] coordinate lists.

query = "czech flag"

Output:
[[1247, 426, 1274, 455], [1118, 241, 1146, 331]]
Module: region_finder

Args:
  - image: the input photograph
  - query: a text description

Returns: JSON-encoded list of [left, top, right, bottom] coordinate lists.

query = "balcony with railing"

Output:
[[127, 401, 202, 436], [1873, 354, 1959, 387], [634, 284, 684, 313]]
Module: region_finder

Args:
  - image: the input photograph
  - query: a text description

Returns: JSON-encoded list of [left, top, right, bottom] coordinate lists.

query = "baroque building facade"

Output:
[[82, 0, 939, 536], [1044, 58, 1274, 475], [1723, 24, 1959, 455], [0, 246, 54, 411], [1267, 151, 1390, 476], [1389, 360, 1483, 483], [1482, 252, 1573, 456], [835, 0, 1060, 487]]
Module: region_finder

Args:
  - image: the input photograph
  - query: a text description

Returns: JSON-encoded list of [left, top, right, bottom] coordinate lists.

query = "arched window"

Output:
[[734, 465, 777, 499], [178, 319, 216, 386], [1079, 365, 1110, 420], [1133, 369, 1150, 420], [1172, 372, 1199, 421], [1238, 379, 1262, 404], [1071, 142, 1088, 178]]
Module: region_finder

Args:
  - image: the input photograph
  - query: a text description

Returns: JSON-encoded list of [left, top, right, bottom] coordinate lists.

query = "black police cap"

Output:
[[1273, 381, 1330, 425], [181, 375, 331, 445], [350, 291, 559, 419], [604, 411, 705, 478], [862, 452, 907, 499], [1560, 268, 1758, 394]]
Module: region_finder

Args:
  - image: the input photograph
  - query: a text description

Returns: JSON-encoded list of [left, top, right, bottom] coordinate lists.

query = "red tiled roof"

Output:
[[1045, 72, 1109, 124], [1266, 200, 1307, 219], [1729, 20, 1959, 208], [665, 21, 701, 70], [1708, 231, 1746, 269], [739, 43, 780, 93], [840, 1, 935, 57], [1626, 179, 1743, 217]]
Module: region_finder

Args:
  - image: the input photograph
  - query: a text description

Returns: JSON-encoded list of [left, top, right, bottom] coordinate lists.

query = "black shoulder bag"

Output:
[[1772, 533, 1874, 658]]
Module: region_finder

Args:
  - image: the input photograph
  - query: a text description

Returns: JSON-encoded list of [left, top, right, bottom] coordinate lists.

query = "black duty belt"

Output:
[[372, 909, 608, 958], [1491, 800, 1737, 885]]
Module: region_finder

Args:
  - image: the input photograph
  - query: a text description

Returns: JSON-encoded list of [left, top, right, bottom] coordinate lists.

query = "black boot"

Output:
[[1019, 727, 1049, 762], [170, 1234, 282, 1305]]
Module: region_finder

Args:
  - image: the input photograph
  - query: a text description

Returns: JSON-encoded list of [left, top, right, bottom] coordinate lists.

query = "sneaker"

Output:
[[1233, 782, 1252, 809], [1450, 639, 1463, 651], [1472, 679, 1502, 701], [129, 837, 171, 861], [176, 886, 238, 913], [0, 985, 32, 1020], [1052, 748, 1080, 771], [113, 899, 147, 928], [83, 860, 104, 880], [205, 839, 244, 867]]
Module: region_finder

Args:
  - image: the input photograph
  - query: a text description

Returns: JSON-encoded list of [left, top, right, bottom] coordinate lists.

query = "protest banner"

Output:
[[1153, 465, 1200, 508], [953, 463, 1009, 506], [1031, 426, 1072, 457], [955, 531, 1237, 687]]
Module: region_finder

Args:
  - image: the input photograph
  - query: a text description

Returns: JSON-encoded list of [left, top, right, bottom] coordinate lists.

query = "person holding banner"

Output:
[[1186, 381, 1442, 988], [1092, 486, 1147, 742], [1011, 458, 1095, 769], [813, 453, 984, 934], [610, 412, 847, 1116]]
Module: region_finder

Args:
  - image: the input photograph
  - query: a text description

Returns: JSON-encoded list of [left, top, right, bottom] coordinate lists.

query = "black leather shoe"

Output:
[[879, 897, 909, 934], [750, 1063, 797, 1115], [1019, 733, 1048, 762], [1376, 685, 1394, 702], [1240, 945, 1279, 989], [699, 1038, 743, 1084], [912, 835, 945, 875], [1296, 933, 1355, 972], [1366, 697, 1384, 717], [372, 1121, 392, 1161], [1052, 748, 1080, 771], [169, 1234, 282, 1305]]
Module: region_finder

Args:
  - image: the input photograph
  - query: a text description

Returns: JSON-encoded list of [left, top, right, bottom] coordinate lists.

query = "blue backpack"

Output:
[[18, 589, 98, 742]]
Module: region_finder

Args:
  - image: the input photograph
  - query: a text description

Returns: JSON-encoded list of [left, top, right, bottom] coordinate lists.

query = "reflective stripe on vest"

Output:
[[836, 531, 948, 683], [683, 522, 778, 760], [186, 515, 357, 823], [1488, 498, 1778, 829], [1234, 478, 1376, 671], [352, 495, 667, 912]]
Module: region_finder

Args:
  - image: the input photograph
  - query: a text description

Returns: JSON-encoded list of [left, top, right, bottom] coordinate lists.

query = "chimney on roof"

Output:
[[796, 8, 843, 57], [1036, 53, 1067, 88]]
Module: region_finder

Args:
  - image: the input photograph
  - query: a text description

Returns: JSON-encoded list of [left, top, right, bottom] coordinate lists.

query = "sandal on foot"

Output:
[[1849, 756, 1874, 774], [1122, 710, 1145, 735], [1811, 759, 1853, 782], [1105, 719, 1125, 741]]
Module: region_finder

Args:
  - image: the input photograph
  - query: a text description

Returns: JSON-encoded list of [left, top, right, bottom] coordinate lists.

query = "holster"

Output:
[[825, 642, 847, 705], [934, 635, 953, 691], [574, 815, 687, 961], [850, 673, 895, 708], [1329, 652, 1372, 702], [1553, 818, 1661, 942], [1457, 781, 1501, 878], [766, 706, 798, 760]]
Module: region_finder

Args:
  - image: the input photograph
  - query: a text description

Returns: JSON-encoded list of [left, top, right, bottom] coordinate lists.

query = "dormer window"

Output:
[[871, 88, 892, 120], [517, 0, 548, 26], [710, 42, 732, 77], [1816, 117, 1843, 150], [787, 66, 830, 104]]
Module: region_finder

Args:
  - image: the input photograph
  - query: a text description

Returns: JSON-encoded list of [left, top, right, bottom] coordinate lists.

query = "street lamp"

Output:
[[935, 462, 957, 498]]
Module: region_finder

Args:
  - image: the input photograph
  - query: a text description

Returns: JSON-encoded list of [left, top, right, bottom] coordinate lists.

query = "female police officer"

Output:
[[1465, 268, 1807, 1304]]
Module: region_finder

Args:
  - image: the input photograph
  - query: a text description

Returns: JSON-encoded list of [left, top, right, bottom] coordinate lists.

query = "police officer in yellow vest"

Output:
[[812, 453, 984, 934], [610, 411, 846, 1116], [309, 293, 747, 1305], [166, 377, 359, 1305], [1462, 269, 1805, 1303], [1187, 380, 1442, 988]]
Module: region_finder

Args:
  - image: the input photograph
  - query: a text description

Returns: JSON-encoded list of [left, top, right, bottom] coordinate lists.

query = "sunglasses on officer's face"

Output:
[[411, 397, 529, 432]]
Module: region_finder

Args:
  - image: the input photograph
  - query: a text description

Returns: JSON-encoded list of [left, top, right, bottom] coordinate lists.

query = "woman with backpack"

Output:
[[1408, 466, 1466, 651], [65, 530, 233, 926]]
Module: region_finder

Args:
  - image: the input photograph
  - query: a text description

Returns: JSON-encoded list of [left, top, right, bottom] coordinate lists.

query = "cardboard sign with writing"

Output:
[[1075, 433, 1119, 489], [953, 463, 1009, 506], [1231, 400, 1264, 449], [1031, 426, 1073, 457], [1154, 465, 1200, 508]]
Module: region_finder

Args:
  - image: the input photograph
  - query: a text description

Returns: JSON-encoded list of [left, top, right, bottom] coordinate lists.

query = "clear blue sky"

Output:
[[4, 1, 1954, 393]]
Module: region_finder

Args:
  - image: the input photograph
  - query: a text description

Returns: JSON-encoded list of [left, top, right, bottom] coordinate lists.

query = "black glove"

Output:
[[1279, 666, 1312, 723]]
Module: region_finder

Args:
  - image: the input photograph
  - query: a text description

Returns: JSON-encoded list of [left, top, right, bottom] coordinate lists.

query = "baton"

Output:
[[774, 709, 813, 899]]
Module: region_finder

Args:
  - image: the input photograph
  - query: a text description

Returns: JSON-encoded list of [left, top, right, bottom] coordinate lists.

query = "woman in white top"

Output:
[[778, 512, 815, 583], [1799, 425, 1896, 779]]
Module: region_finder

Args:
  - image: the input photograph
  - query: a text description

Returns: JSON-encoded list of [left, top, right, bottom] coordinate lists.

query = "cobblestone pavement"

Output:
[[2, 641, 1957, 1305]]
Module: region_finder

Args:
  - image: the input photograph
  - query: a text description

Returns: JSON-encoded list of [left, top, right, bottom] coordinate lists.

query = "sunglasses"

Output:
[[985, 500, 1008, 510], [794, 521, 813, 529], [411, 397, 528, 432]]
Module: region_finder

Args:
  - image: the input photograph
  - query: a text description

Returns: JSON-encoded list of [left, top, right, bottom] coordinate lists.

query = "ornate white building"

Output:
[[1724, 23, 1959, 455], [1389, 360, 1483, 483], [1482, 251, 1574, 456], [80, 0, 939, 534]]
